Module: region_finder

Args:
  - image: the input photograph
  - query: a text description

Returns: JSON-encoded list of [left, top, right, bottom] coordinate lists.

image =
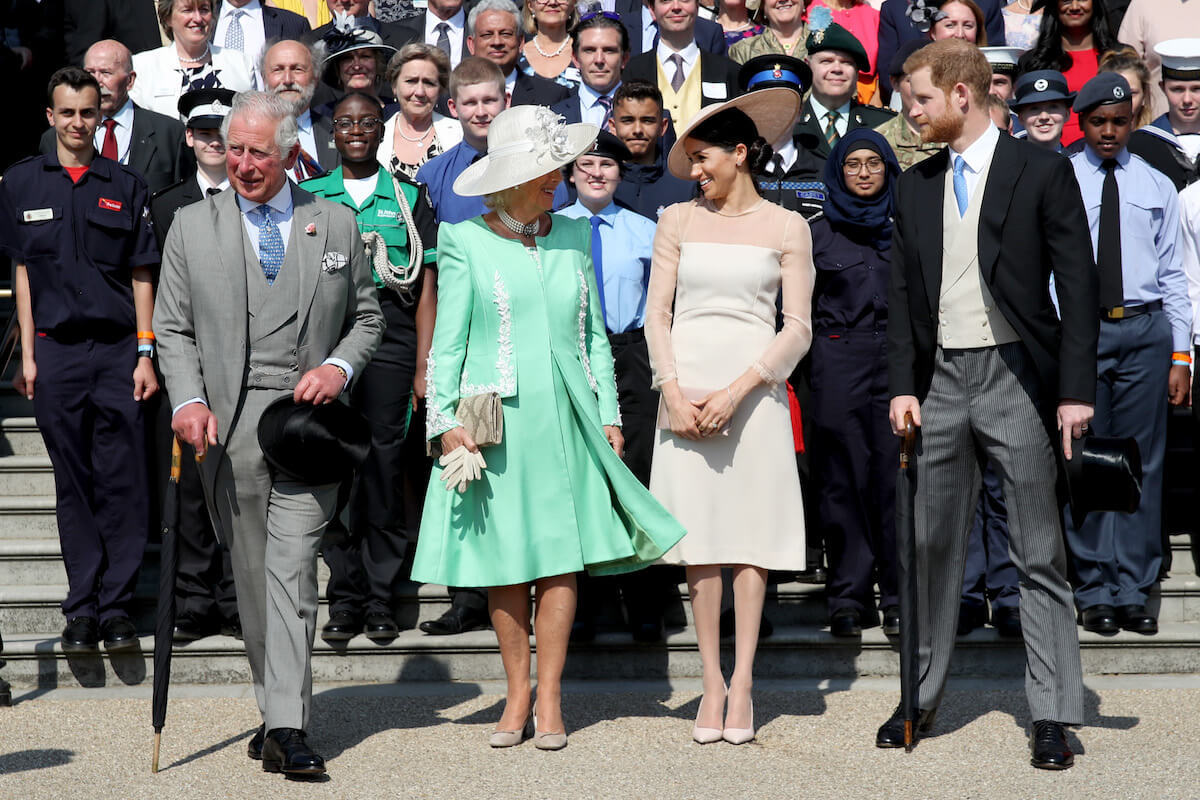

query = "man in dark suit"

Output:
[[550, 12, 629, 126], [391, 0, 470, 68], [64, 0, 161, 66], [39, 39, 190, 196], [214, 1, 311, 63], [261, 39, 338, 178], [615, 0, 727, 56], [880, 39, 1096, 770], [621, 0, 738, 134], [795, 23, 894, 165], [877, 0, 1006, 102], [465, 0, 570, 107], [306, 0, 412, 48]]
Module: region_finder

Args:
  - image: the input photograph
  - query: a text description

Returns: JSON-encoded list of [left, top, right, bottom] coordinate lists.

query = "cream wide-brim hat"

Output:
[[453, 106, 599, 197], [667, 87, 802, 181]]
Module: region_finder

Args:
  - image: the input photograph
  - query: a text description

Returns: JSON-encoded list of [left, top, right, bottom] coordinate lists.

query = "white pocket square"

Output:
[[321, 251, 348, 273]]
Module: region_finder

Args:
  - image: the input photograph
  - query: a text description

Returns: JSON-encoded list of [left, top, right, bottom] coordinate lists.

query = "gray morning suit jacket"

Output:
[[155, 185, 383, 729]]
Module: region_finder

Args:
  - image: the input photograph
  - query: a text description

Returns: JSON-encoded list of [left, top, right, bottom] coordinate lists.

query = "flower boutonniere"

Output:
[[305, 222, 317, 236]]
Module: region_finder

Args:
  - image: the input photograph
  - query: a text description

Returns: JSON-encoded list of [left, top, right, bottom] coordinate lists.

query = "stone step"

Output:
[[0, 454, 54, 495], [3, 621, 1199, 689], [0, 417, 45, 457], [0, 495, 58, 539]]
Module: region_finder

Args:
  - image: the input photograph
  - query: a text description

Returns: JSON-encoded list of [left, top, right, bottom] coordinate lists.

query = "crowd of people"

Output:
[[0, 0, 1198, 778]]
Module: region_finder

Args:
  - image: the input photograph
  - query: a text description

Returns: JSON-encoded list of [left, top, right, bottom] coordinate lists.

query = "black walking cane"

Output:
[[897, 412, 920, 752]]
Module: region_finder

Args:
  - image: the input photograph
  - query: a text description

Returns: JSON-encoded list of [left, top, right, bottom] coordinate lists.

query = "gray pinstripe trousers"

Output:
[[912, 344, 1084, 725]]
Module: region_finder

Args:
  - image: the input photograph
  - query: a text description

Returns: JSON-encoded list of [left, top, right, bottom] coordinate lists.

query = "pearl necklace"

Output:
[[498, 208, 540, 237], [396, 120, 433, 143], [532, 35, 570, 58], [178, 42, 211, 66]]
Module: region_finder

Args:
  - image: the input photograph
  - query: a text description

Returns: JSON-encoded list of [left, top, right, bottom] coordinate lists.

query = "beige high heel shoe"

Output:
[[532, 702, 568, 751], [489, 710, 534, 748], [693, 685, 727, 744], [723, 690, 755, 745]]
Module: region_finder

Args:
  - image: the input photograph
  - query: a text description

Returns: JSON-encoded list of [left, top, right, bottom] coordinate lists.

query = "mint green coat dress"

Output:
[[411, 215, 686, 587]]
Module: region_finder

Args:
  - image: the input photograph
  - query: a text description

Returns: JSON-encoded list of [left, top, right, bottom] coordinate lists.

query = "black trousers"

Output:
[[34, 334, 148, 621], [324, 292, 419, 615]]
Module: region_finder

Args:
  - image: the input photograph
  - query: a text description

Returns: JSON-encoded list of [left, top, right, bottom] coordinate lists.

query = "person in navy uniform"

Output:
[[808, 128, 902, 637], [149, 87, 242, 643], [0, 67, 159, 654]]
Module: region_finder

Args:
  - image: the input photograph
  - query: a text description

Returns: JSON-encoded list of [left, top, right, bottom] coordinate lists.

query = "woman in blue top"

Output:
[[807, 128, 903, 640]]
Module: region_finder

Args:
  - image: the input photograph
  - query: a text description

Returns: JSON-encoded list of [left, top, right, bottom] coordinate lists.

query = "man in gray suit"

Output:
[[154, 91, 383, 777]]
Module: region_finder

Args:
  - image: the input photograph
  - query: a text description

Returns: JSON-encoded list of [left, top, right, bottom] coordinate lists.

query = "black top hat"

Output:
[[1058, 435, 1142, 529], [738, 54, 813, 95], [257, 397, 372, 485]]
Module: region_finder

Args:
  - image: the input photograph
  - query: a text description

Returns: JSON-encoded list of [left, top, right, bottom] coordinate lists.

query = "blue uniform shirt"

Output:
[[1069, 146, 1191, 351], [0, 152, 158, 334], [558, 200, 656, 333], [414, 140, 487, 225], [808, 215, 890, 333]]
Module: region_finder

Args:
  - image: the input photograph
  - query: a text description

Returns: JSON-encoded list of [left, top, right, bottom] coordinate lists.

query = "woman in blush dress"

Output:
[[647, 88, 814, 746]]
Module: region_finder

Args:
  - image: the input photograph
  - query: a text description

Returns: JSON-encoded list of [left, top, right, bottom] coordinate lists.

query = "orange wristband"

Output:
[[137, 330, 156, 341], [1172, 352, 1191, 364]]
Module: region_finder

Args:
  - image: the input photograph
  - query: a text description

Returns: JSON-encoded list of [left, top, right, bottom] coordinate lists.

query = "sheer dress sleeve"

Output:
[[751, 211, 814, 384]]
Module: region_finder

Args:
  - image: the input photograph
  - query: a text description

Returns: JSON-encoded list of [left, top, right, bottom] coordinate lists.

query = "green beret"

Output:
[[806, 21, 870, 74]]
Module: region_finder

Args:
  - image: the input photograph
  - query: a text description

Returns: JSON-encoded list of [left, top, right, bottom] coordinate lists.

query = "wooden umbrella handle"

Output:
[[900, 411, 916, 469]]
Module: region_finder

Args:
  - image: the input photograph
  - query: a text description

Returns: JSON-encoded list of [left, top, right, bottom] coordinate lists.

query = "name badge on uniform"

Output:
[[701, 82, 728, 99], [98, 198, 123, 212], [22, 208, 54, 222]]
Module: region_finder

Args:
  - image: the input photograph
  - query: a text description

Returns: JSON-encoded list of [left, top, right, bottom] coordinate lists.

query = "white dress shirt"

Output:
[[424, 8, 466, 67], [196, 171, 230, 194], [656, 40, 699, 86], [296, 109, 318, 162], [641, 5, 657, 52], [947, 122, 1000, 206], [807, 94, 852, 141], [94, 98, 135, 164], [578, 81, 619, 128], [504, 66, 517, 99], [214, 0, 267, 63]]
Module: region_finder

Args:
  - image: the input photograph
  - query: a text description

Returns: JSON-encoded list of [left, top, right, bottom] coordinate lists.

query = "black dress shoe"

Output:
[[876, 704, 937, 748], [1080, 604, 1119, 634], [1116, 605, 1157, 635], [0, 675, 10, 707], [262, 728, 325, 776], [719, 609, 773, 639], [992, 606, 1022, 639], [957, 603, 988, 636], [1030, 720, 1074, 770], [220, 617, 243, 640], [247, 724, 266, 760], [364, 612, 399, 641], [61, 616, 100, 653], [419, 605, 490, 636], [830, 609, 862, 638], [881, 606, 901, 637], [100, 616, 139, 651], [321, 610, 363, 642], [173, 611, 213, 644], [795, 566, 828, 584]]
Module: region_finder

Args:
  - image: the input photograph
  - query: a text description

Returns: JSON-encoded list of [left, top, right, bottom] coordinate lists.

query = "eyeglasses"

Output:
[[332, 117, 382, 133], [842, 157, 885, 175]]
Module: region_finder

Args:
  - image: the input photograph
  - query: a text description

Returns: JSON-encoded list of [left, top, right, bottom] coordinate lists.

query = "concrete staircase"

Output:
[[1, 389, 1198, 691]]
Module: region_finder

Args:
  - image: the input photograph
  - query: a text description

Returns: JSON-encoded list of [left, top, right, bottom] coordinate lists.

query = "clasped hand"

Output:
[[666, 386, 737, 441]]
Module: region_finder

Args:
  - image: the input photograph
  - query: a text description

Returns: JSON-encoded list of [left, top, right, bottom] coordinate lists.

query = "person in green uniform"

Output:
[[301, 92, 439, 643], [412, 105, 685, 751]]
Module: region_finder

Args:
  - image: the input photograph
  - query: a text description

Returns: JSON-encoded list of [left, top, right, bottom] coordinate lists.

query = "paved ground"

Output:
[[1, 677, 1198, 799]]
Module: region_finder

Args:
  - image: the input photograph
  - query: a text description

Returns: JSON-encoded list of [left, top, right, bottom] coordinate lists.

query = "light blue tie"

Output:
[[952, 155, 968, 217], [590, 215, 609, 332], [225, 9, 245, 52], [256, 204, 284, 285]]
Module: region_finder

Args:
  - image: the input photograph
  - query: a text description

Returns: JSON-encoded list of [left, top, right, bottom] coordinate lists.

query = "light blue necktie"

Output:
[[225, 9, 245, 52], [590, 215, 609, 332], [257, 204, 284, 285], [952, 155, 968, 217]]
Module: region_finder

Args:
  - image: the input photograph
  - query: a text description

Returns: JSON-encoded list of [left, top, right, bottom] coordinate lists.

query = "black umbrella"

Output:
[[152, 437, 184, 773], [897, 412, 920, 752]]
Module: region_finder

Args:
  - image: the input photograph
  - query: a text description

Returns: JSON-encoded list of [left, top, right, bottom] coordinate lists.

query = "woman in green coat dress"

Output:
[[411, 106, 686, 750]]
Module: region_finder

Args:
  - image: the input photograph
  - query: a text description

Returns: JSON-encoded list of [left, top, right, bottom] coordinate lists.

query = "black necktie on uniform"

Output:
[[206, 187, 221, 196], [1097, 158, 1124, 310]]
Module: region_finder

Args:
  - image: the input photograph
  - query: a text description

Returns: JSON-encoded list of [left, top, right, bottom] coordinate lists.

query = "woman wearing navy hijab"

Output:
[[807, 128, 904, 639]]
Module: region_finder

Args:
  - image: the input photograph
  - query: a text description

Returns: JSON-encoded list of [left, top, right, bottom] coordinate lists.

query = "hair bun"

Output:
[[747, 137, 774, 173]]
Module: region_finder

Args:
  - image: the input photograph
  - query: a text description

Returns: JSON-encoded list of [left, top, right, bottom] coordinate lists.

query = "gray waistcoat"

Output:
[[243, 229, 302, 390]]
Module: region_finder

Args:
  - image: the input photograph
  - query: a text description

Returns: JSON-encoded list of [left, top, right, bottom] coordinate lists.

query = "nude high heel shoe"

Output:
[[693, 685, 727, 744], [532, 702, 568, 751], [488, 711, 533, 748], [723, 693, 755, 745]]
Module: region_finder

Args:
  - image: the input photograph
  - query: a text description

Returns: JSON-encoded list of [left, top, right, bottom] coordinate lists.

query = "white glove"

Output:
[[439, 446, 487, 493]]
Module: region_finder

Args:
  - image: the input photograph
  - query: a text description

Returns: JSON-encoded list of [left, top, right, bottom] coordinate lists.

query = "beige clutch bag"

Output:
[[428, 392, 504, 457]]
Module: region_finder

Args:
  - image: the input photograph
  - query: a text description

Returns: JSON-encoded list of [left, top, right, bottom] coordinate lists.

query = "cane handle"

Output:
[[900, 412, 916, 468]]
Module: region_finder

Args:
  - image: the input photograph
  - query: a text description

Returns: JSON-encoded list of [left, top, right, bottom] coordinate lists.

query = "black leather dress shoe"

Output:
[[419, 605, 490, 636], [795, 566, 828, 585], [173, 611, 213, 644], [61, 616, 100, 653], [957, 603, 987, 636], [876, 705, 937, 748], [262, 728, 325, 776], [321, 610, 363, 641], [1116, 605, 1157, 635], [992, 606, 1022, 639], [1080, 605, 1119, 634], [364, 612, 399, 641], [830, 609, 862, 638], [220, 617, 243, 640], [1030, 720, 1074, 770], [881, 606, 901, 637], [100, 615, 139, 651], [247, 725, 266, 760]]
